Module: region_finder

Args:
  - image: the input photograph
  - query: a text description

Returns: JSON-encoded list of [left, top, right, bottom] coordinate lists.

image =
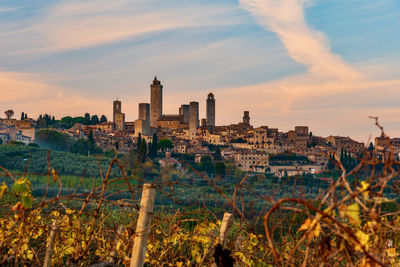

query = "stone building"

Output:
[[206, 93, 215, 127], [156, 115, 183, 130], [124, 122, 135, 131], [114, 113, 125, 131], [243, 111, 250, 126], [251, 127, 275, 150], [295, 126, 309, 137], [326, 136, 364, 153], [113, 99, 121, 125], [233, 149, 269, 173], [201, 118, 207, 128], [97, 122, 113, 132], [150, 76, 163, 128], [189, 101, 199, 139], [179, 104, 190, 124], [113, 99, 125, 131], [375, 134, 391, 149], [135, 103, 150, 136]]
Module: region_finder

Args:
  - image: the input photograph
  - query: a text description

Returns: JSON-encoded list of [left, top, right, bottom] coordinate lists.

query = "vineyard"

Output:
[[1, 127, 400, 266]]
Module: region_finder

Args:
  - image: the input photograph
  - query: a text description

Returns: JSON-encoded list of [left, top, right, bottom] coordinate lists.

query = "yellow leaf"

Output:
[[386, 248, 396, 258], [298, 219, 312, 231], [52, 168, 59, 183], [65, 208, 74, 215], [116, 240, 122, 251], [313, 221, 321, 238], [355, 230, 369, 251], [0, 182, 7, 199], [176, 262, 183, 267], [26, 250, 34, 260], [298, 218, 320, 240], [343, 203, 361, 225], [358, 181, 369, 198]]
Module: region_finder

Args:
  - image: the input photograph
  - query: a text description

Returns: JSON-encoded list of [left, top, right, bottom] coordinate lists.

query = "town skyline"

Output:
[[1, 0, 400, 142]]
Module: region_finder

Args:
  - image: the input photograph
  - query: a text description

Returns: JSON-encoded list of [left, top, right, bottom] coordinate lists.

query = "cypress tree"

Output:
[[150, 133, 158, 158], [137, 133, 142, 152], [138, 139, 147, 163]]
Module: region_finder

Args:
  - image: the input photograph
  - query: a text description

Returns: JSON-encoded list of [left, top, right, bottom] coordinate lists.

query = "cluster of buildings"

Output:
[[0, 118, 35, 145], [2, 76, 399, 177]]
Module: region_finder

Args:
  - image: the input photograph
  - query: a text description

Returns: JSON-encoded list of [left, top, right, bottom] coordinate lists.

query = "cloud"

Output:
[[0, 70, 110, 119], [239, 0, 362, 80], [0, 0, 248, 54], [0, 7, 19, 13]]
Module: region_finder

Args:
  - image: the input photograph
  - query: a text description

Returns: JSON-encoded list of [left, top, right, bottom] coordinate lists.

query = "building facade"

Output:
[[189, 101, 199, 139], [179, 104, 190, 124], [206, 93, 215, 128], [243, 111, 250, 126], [150, 77, 163, 128]]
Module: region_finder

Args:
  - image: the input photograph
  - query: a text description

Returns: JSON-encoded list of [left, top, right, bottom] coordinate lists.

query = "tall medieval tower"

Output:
[[113, 99, 121, 123], [243, 111, 250, 126], [189, 101, 199, 139], [150, 76, 163, 128], [206, 92, 215, 127]]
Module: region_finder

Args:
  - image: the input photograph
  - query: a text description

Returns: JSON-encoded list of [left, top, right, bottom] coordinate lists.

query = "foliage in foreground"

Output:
[[1, 123, 400, 266]]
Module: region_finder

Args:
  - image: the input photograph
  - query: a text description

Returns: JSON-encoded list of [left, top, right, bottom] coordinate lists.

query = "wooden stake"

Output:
[[130, 184, 156, 267], [212, 213, 233, 267], [218, 212, 232, 246], [43, 220, 58, 267]]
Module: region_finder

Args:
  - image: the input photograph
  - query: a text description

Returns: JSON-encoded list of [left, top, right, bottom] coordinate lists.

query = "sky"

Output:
[[1, 0, 399, 143]]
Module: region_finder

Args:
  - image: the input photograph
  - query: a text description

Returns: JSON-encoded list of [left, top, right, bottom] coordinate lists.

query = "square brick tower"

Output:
[[150, 76, 163, 128]]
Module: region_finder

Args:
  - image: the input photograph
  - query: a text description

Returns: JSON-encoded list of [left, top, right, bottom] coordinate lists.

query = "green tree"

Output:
[[368, 142, 374, 151], [137, 133, 142, 152], [88, 130, 95, 150], [199, 156, 214, 176], [149, 133, 158, 159], [100, 115, 107, 123], [60, 116, 73, 129], [215, 162, 226, 177], [4, 110, 14, 119], [83, 113, 91, 125], [214, 147, 222, 161], [138, 139, 147, 163], [35, 129, 73, 151], [158, 139, 173, 153], [327, 153, 335, 170], [91, 115, 99, 125]]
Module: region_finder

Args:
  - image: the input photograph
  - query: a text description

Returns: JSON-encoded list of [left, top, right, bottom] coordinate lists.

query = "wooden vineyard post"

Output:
[[212, 212, 233, 267], [108, 225, 125, 263], [218, 212, 232, 246], [43, 220, 58, 267], [130, 184, 156, 267]]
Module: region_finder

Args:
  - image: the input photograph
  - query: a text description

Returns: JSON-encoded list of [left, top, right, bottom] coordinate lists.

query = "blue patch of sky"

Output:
[[305, 0, 400, 63], [0, 0, 55, 22]]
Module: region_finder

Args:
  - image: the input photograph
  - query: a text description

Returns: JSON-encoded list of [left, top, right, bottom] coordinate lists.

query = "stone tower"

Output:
[[138, 103, 150, 121], [206, 92, 215, 128], [189, 101, 199, 139], [179, 104, 190, 124], [243, 111, 250, 125], [150, 76, 163, 128], [113, 99, 121, 125], [135, 103, 150, 136]]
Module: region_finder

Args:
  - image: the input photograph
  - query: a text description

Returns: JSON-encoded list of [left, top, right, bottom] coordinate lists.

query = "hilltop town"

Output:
[[1, 77, 398, 178]]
